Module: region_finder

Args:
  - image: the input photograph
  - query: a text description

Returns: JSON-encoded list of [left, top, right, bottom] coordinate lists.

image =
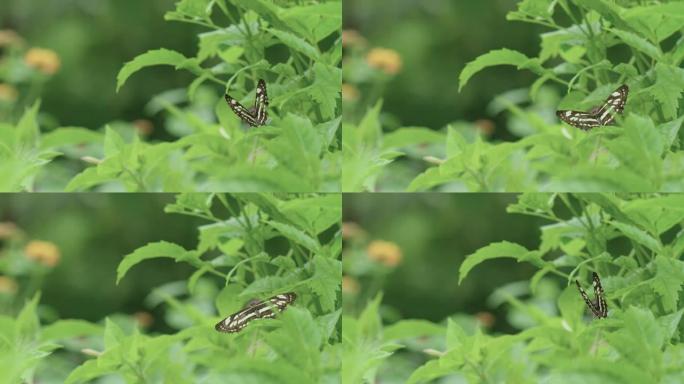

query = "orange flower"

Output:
[[24, 48, 61, 75], [342, 275, 360, 294], [475, 312, 495, 328], [0, 222, 20, 239], [474, 119, 495, 135], [342, 83, 360, 102], [24, 240, 61, 267], [342, 29, 367, 48], [366, 48, 402, 75], [0, 276, 18, 294], [134, 311, 154, 327], [0, 84, 18, 102], [367, 240, 402, 267]]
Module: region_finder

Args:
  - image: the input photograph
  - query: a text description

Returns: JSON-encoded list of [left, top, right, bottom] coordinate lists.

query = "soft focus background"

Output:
[[0, 0, 197, 139], [343, 193, 547, 333], [343, 0, 544, 139], [0, 194, 200, 332]]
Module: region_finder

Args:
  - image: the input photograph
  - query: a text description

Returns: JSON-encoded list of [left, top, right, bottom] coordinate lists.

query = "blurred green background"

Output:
[[344, 0, 543, 139], [0, 194, 201, 331], [0, 0, 198, 138], [343, 193, 547, 333]]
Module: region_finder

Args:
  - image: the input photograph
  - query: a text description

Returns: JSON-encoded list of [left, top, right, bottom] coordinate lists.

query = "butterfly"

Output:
[[224, 79, 269, 127], [557, 84, 629, 130], [575, 272, 607, 319], [215, 292, 296, 333]]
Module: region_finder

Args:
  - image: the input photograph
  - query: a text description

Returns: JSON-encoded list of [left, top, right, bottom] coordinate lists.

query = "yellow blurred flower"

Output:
[[0, 222, 20, 239], [24, 48, 61, 75], [342, 275, 360, 294], [0, 276, 18, 294], [342, 83, 360, 102], [366, 48, 402, 75], [342, 29, 367, 48], [24, 240, 61, 267], [367, 240, 402, 267], [0, 84, 18, 102], [0, 30, 23, 47], [342, 222, 366, 240]]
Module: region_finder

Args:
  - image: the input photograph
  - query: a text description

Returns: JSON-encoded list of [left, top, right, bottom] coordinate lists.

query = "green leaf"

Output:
[[309, 254, 341, 312], [117, 48, 188, 92], [15, 100, 41, 149], [15, 293, 41, 341], [382, 127, 445, 150], [116, 241, 195, 284], [267, 221, 320, 253], [610, 221, 662, 253], [40, 320, 103, 342], [310, 62, 341, 120], [611, 28, 661, 59], [40, 127, 104, 150], [383, 320, 445, 341], [459, 48, 541, 91], [268, 28, 320, 60], [459, 241, 538, 283], [652, 255, 684, 312], [650, 63, 684, 120]]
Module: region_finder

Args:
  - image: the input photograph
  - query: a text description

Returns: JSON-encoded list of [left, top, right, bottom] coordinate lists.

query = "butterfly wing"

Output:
[[575, 279, 600, 316], [557, 84, 629, 130], [253, 79, 269, 125], [557, 110, 602, 130], [591, 272, 608, 318], [225, 94, 260, 127], [594, 84, 628, 126], [215, 292, 297, 333]]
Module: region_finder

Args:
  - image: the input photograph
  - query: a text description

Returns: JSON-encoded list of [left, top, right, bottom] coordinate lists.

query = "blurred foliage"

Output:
[[343, 193, 684, 383], [343, 0, 684, 192], [0, 194, 198, 322], [0, 193, 342, 383], [0, 0, 197, 133], [0, 0, 341, 192]]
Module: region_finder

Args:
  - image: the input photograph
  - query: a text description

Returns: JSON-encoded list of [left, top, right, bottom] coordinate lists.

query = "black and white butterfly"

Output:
[[224, 79, 269, 127], [575, 272, 607, 319], [215, 292, 296, 333], [557, 84, 629, 130]]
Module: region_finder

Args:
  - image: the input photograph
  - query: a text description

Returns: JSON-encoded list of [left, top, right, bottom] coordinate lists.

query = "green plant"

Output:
[[0, 0, 341, 192], [343, 193, 684, 383], [0, 193, 341, 383], [343, 0, 684, 192]]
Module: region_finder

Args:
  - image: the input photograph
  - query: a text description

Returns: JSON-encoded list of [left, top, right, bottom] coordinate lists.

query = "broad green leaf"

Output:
[[652, 255, 684, 312], [309, 254, 341, 312], [40, 320, 103, 342], [268, 28, 320, 60], [459, 49, 541, 91], [40, 127, 104, 150], [610, 221, 661, 253], [116, 241, 196, 284], [382, 127, 445, 150], [459, 241, 538, 283], [117, 48, 188, 91], [268, 221, 320, 252]]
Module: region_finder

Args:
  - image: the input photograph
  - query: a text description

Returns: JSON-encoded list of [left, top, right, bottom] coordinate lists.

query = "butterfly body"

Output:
[[215, 292, 296, 333], [224, 79, 269, 127], [575, 272, 607, 319], [557, 85, 629, 130]]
